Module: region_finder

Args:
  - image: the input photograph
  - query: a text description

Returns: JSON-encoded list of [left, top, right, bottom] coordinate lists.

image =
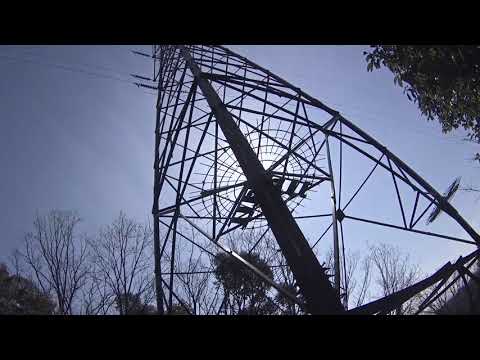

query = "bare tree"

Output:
[[164, 233, 215, 315], [8, 249, 25, 278], [21, 210, 89, 315], [314, 243, 416, 313], [353, 256, 372, 308], [80, 262, 116, 315], [176, 255, 211, 315], [320, 247, 371, 310], [367, 243, 421, 314], [87, 212, 155, 315]]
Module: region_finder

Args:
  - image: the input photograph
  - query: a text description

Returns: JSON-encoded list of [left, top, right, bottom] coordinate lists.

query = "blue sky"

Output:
[[0, 45, 479, 281]]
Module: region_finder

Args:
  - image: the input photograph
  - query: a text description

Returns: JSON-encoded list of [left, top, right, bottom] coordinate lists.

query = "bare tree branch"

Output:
[[21, 210, 89, 314], [87, 211, 155, 315]]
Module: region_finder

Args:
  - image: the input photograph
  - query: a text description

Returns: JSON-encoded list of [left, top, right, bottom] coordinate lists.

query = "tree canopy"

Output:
[[213, 251, 275, 314], [0, 263, 55, 315], [364, 46, 480, 158], [169, 303, 191, 315], [115, 292, 156, 315]]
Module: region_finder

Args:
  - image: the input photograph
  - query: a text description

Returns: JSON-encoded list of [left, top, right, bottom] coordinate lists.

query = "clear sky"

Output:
[[1, 45, 479, 281]]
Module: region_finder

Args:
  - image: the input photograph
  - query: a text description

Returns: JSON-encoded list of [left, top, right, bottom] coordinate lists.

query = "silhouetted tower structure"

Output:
[[135, 45, 480, 315]]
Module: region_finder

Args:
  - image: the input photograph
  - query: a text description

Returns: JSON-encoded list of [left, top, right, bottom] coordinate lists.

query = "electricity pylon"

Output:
[[133, 45, 480, 315]]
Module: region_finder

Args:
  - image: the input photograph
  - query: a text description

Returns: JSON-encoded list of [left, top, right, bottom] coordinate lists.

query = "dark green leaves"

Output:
[[0, 264, 56, 315], [364, 46, 480, 159], [213, 251, 275, 314]]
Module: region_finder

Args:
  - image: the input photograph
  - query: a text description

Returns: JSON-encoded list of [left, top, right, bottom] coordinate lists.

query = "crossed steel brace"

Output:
[[138, 45, 480, 315]]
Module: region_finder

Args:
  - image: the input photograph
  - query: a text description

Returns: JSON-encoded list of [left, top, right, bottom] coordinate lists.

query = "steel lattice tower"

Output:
[[139, 45, 480, 315]]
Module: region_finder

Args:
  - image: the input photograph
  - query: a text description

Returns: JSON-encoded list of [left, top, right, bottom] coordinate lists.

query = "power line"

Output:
[[0, 52, 157, 96], [0, 53, 133, 83], [0, 45, 141, 79], [1, 49, 475, 140]]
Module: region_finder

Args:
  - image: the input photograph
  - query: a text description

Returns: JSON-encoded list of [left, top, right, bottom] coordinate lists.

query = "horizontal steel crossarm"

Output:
[[202, 71, 294, 90], [201, 181, 248, 197], [160, 215, 255, 220], [224, 104, 317, 129], [158, 218, 216, 257], [205, 73, 318, 107], [323, 128, 372, 145], [344, 214, 476, 245], [154, 175, 243, 216], [156, 180, 246, 216], [269, 171, 330, 182], [159, 264, 292, 277]]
